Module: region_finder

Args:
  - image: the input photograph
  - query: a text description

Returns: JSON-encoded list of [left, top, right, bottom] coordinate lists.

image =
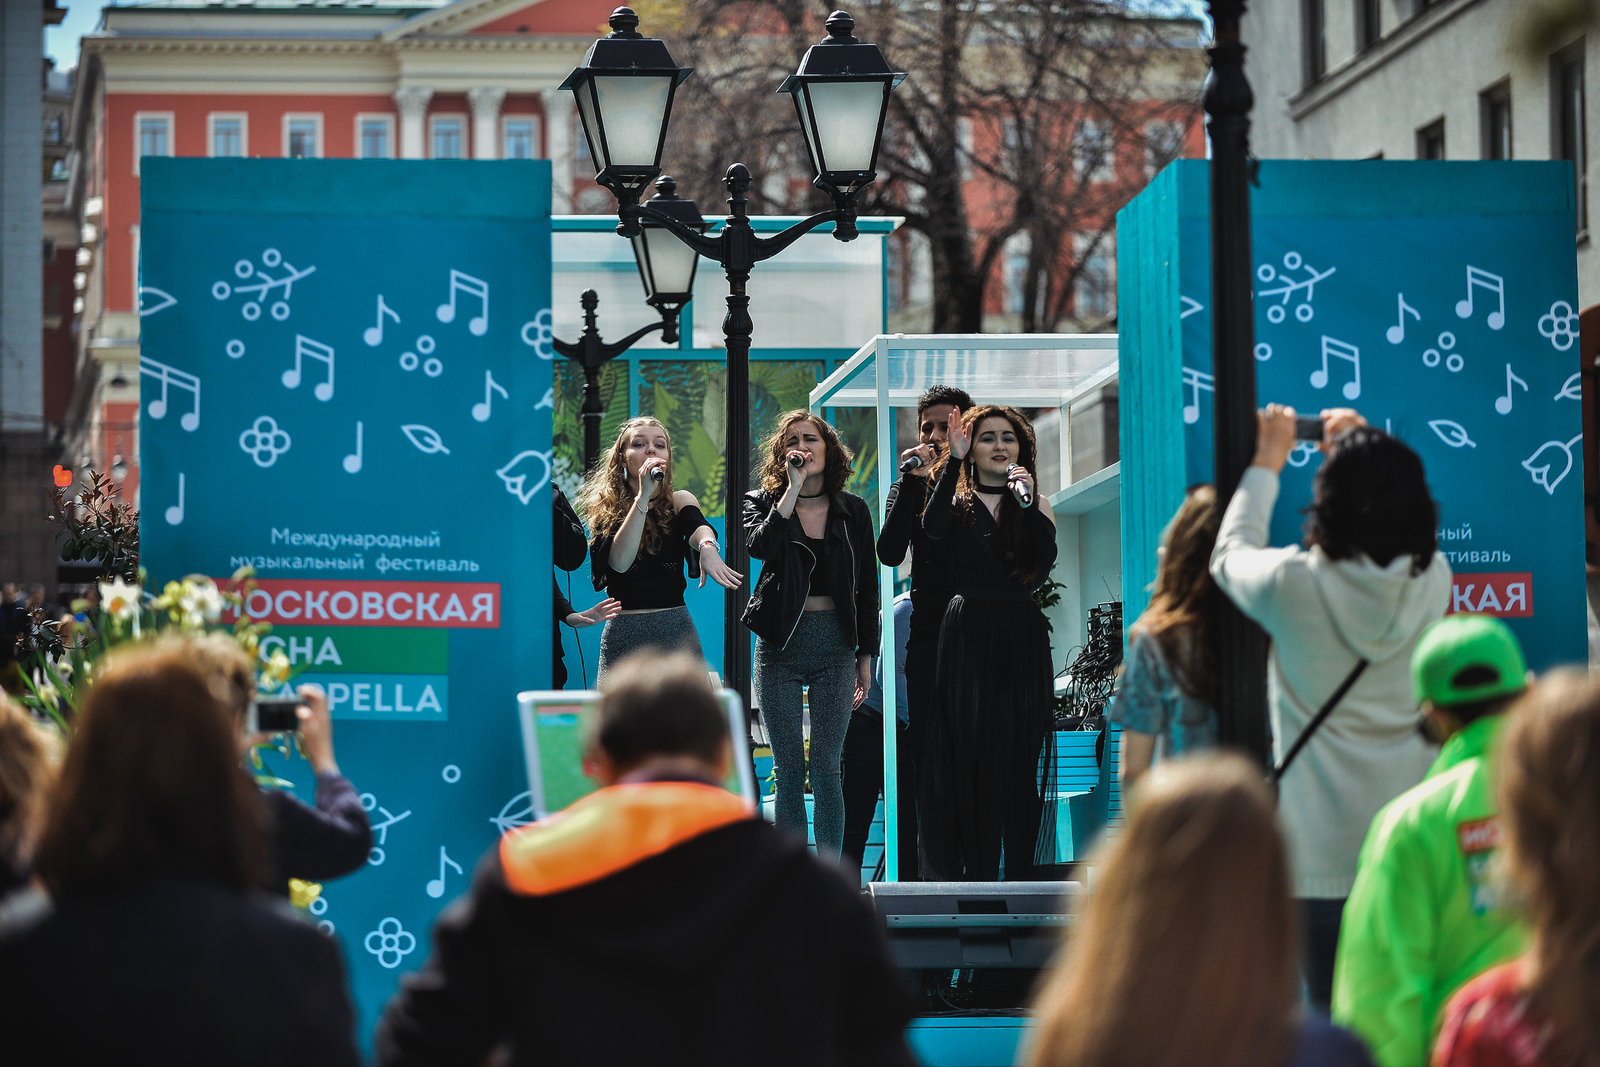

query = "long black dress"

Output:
[[919, 460, 1057, 881]]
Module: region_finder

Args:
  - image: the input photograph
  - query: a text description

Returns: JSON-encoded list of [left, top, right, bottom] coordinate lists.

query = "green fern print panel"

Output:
[[552, 359, 628, 497]]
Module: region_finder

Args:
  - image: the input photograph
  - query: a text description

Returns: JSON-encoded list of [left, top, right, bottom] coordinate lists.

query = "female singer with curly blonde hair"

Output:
[[579, 417, 741, 679]]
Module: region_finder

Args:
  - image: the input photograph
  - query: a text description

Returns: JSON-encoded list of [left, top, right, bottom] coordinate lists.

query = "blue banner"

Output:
[[138, 158, 552, 1040]]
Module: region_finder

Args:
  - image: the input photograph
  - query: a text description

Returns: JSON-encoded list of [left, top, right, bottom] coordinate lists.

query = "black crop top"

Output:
[[803, 534, 830, 596], [590, 504, 709, 609]]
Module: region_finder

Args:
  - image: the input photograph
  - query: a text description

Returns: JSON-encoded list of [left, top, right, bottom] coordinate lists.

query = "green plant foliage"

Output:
[[552, 359, 629, 496]]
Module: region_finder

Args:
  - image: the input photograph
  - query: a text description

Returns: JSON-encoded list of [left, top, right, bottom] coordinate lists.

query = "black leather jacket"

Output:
[[740, 488, 879, 655]]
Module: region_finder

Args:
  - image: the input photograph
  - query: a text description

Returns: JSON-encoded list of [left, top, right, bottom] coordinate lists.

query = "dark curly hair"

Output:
[[757, 410, 855, 495], [1304, 427, 1437, 576], [927, 405, 1049, 587], [917, 385, 973, 418]]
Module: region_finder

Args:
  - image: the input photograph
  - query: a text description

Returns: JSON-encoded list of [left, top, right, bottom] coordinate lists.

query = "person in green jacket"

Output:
[[1331, 615, 1532, 1067]]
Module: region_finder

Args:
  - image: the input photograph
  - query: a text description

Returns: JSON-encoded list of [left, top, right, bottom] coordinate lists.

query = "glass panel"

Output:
[[814, 338, 1120, 409], [803, 80, 886, 174], [433, 119, 463, 160], [551, 232, 674, 349], [360, 121, 390, 159], [504, 119, 535, 160], [689, 229, 883, 350], [593, 74, 672, 169], [636, 227, 699, 298], [792, 88, 821, 176], [139, 119, 168, 158], [213, 119, 242, 158], [288, 120, 318, 159], [552, 358, 629, 495]]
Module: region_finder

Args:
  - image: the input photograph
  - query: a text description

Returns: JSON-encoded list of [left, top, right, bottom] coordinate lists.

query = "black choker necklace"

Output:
[[798, 491, 826, 498], [973, 483, 1008, 494]]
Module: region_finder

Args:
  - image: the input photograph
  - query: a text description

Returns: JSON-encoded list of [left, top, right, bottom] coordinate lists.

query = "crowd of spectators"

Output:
[[1, 402, 1595, 1065]]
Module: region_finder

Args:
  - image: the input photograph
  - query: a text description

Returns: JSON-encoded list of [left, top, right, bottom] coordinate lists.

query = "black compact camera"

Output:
[[248, 695, 301, 734], [1293, 415, 1324, 441]]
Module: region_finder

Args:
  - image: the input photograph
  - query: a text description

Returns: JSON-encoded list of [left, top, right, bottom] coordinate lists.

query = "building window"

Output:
[[210, 115, 246, 158], [1553, 41, 1588, 236], [956, 117, 974, 181], [134, 113, 172, 174], [1145, 120, 1186, 177], [1480, 81, 1512, 160], [45, 115, 64, 143], [1303, 0, 1327, 85], [1356, 0, 1381, 50], [431, 116, 465, 160], [1077, 120, 1113, 182], [357, 115, 394, 159], [1002, 234, 1031, 316], [1416, 118, 1446, 160], [48, 158, 68, 182], [1077, 240, 1115, 321], [285, 115, 322, 159], [503, 117, 537, 160]]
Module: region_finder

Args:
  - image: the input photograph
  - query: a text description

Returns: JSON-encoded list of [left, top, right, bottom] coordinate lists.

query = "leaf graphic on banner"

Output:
[[1555, 372, 1582, 402], [1428, 419, 1477, 449], [401, 424, 450, 455]]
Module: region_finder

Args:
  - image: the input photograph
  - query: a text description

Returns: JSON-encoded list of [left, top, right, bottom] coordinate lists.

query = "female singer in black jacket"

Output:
[[921, 404, 1058, 881], [743, 410, 878, 857]]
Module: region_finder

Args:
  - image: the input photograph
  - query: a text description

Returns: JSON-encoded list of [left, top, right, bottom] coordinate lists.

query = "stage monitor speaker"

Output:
[[869, 881, 1080, 1015], [868, 881, 1078, 971]]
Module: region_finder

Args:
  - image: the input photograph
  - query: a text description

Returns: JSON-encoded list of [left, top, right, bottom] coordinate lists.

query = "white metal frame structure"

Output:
[[811, 333, 1120, 881]]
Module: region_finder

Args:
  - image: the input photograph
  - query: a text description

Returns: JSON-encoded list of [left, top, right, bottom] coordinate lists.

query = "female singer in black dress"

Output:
[[920, 404, 1058, 881]]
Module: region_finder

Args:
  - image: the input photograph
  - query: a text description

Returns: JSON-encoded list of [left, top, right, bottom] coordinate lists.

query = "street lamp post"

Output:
[[1204, 0, 1271, 765], [564, 7, 903, 709], [555, 179, 709, 471]]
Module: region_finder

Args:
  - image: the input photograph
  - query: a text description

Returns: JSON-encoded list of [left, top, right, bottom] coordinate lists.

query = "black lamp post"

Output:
[[556, 178, 709, 471], [564, 7, 903, 710], [1205, 0, 1271, 766]]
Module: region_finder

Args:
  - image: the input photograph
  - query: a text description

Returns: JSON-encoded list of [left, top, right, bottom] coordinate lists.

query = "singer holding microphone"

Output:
[[920, 405, 1058, 881], [742, 411, 878, 858], [578, 416, 742, 680]]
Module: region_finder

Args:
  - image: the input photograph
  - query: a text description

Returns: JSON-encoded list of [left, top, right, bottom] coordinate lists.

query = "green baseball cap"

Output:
[[1412, 615, 1529, 707]]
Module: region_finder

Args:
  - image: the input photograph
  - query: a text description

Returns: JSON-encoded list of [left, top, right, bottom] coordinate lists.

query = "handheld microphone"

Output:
[[788, 453, 806, 469], [1007, 464, 1032, 507], [649, 466, 665, 484], [898, 443, 939, 474]]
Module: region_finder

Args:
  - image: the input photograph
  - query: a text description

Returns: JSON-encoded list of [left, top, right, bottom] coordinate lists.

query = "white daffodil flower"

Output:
[[98, 578, 140, 622]]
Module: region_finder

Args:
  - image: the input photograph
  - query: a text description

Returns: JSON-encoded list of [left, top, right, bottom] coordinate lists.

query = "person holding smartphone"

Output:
[[191, 634, 372, 895]]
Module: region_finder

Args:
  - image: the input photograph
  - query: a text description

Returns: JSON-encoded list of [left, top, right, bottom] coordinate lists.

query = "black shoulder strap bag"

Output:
[[1269, 659, 1370, 786]]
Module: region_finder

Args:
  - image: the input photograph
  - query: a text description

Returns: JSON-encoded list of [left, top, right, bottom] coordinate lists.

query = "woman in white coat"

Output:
[[1210, 404, 1451, 1011]]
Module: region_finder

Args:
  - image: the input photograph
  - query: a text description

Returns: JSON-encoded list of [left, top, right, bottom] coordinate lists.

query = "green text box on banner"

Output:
[[138, 158, 552, 1046]]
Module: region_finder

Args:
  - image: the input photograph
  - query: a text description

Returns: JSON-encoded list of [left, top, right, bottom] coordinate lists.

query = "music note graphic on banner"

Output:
[[1310, 336, 1362, 399], [436, 269, 489, 336], [139, 358, 201, 431], [1386, 293, 1420, 344], [343, 422, 364, 474], [1455, 265, 1506, 329], [1181, 367, 1214, 425], [426, 847, 463, 899], [1495, 364, 1528, 415], [282, 335, 335, 401], [364, 295, 400, 347], [164, 473, 185, 526], [471, 371, 509, 422]]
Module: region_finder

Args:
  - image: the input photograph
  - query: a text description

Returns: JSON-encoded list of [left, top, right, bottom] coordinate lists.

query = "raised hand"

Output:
[[945, 408, 970, 460], [1320, 407, 1367, 452], [1252, 403, 1298, 474]]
